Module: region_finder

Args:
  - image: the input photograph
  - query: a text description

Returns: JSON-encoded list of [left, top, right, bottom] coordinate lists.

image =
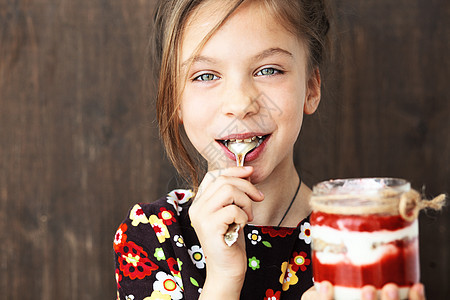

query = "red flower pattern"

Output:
[[167, 257, 180, 276], [158, 207, 176, 226], [264, 289, 281, 300], [260, 226, 295, 238], [117, 241, 159, 280], [115, 269, 122, 289], [113, 223, 127, 251], [290, 251, 310, 272]]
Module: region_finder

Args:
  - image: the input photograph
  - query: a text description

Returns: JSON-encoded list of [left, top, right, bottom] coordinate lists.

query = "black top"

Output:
[[114, 189, 313, 300]]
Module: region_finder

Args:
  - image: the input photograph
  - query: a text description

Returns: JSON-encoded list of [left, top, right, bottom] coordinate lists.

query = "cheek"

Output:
[[180, 94, 216, 144], [180, 93, 206, 124], [181, 87, 218, 115], [181, 106, 204, 138], [265, 87, 305, 120], [273, 88, 305, 138], [281, 107, 304, 143]]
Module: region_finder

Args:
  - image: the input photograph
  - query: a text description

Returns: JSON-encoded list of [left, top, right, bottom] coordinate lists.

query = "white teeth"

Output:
[[224, 135, 265, 144]]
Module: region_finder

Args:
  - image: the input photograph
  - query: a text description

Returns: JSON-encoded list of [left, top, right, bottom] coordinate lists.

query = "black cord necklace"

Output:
[[277, 179, 301, 227]]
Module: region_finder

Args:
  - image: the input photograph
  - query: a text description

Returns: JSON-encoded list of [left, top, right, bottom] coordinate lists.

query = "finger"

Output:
[[194, 175, 264, 213], [361, 285, 377, 300], [300, 285, 318, 300], [215, 205, 249, 235], [211, 175, 264, 203], [203, 166, 254, 186], [192, 204, 248, 241], [217, 184, 256, 221], [318, 281, 333, 300], [409, 283, 425, 300], [381, 283, 399, 300], [193, 182, 260, 222], [196, 166, 256, 199]]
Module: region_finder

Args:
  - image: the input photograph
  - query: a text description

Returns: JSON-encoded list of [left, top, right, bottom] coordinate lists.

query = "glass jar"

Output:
[[310, 178, 420, 300]]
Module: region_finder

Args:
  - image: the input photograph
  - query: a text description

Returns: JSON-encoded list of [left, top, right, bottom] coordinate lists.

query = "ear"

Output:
[[304, 68, 321, 115]]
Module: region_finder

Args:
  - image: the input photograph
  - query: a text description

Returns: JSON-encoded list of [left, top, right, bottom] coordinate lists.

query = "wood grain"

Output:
[[0, 0, 448, 299]]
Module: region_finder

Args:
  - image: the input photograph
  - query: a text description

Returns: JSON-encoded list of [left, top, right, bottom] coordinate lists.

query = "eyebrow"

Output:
[[181, 47, 293, 70], [181, 55, 217, 70], [252, 47, 293, 62]]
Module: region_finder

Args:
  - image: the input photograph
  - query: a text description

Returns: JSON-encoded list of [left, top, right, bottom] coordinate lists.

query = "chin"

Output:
[[248, 169, 267, 185]]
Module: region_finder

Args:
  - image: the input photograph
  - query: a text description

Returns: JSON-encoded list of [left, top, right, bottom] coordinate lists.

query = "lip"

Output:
[[217, 132, 268, 141], [217, 134, 271, 163]]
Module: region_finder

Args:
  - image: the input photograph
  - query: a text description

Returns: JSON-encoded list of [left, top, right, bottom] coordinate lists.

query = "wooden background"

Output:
[[0, 0, 448, 299]]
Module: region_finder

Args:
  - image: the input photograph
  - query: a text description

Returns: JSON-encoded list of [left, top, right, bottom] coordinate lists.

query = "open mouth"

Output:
[[217, 135, 269, 154]]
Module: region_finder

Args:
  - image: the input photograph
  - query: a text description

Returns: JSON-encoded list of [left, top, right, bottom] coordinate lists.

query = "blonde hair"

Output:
[[151, 0, 330, 189]]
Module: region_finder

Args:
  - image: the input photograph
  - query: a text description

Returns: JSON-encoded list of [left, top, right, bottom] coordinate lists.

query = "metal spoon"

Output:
[[223, 139, 259, 246], [227, 139, 259, 167]]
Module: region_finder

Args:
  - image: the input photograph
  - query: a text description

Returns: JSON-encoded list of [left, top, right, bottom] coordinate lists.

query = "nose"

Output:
[[221, 79, 260, 119]]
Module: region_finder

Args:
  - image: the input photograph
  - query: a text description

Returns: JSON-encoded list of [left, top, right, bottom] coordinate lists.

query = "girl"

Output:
[[114, 0, 426, 299]]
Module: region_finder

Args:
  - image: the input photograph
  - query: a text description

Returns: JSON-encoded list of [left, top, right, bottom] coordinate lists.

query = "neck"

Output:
[[250, 158, 310, 227]]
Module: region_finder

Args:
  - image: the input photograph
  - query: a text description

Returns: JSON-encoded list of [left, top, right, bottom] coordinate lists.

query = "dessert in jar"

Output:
[[310, 178, 420, 299]]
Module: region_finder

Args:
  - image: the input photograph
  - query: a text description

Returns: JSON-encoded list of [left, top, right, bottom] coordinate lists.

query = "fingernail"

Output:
[[243, 166, 252, 171], [259, 190, 264, 197], [320, 282, 329, 294], [388, 288, 397, 299], [362, 289, 375, 300], [416, 284, 424, 297]]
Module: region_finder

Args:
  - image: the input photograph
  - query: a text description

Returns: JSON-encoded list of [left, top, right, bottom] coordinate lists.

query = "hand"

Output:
[[301, 282, 426, 300], [363, 283, 425, 300], [189, 166, 264, 296], [301, 281, 333, 300]]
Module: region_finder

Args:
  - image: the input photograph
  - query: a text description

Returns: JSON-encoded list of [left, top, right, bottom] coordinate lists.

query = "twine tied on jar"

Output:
[[310, 178, 447, 221], [398, 189, 446, 221]]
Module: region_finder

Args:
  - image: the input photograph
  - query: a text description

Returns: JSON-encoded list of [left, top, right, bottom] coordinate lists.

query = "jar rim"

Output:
[[310, 178, 413, 216], [312, 178, 410, 196]]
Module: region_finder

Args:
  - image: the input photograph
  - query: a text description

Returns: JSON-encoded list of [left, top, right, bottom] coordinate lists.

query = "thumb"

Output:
[[319, 281, 333, 300]]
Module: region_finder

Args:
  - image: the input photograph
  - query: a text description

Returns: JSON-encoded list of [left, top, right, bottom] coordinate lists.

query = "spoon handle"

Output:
[[224, 152, 248, 246]]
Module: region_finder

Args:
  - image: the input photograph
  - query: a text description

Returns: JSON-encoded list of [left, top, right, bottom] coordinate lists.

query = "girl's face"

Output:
[[179, 1, 320, 183]]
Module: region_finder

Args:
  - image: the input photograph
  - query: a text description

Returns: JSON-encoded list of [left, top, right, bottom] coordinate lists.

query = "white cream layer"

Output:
[[312, 219, 418, 265]]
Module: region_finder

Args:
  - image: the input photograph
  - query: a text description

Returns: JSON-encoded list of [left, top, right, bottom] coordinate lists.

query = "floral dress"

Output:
[[114, 189, 313, 300]]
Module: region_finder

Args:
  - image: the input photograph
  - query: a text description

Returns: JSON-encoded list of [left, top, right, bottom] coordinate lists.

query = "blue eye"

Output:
[[256, 67, 282, 76], [193, 73, 219, 81]]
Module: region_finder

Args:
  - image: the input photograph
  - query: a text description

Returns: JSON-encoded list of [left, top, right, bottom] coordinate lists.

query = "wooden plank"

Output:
[[299, 1, 449, 298], [0, 1, 169, 299], [0, 0, 448, 298]]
